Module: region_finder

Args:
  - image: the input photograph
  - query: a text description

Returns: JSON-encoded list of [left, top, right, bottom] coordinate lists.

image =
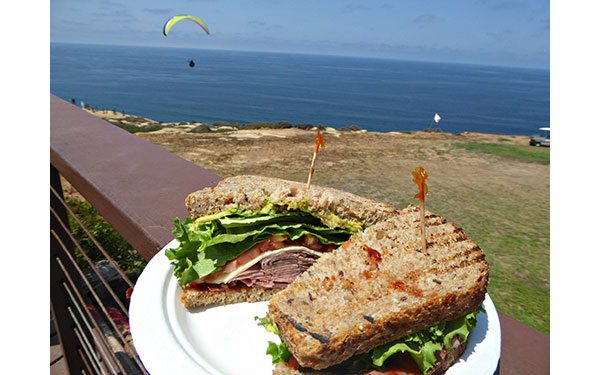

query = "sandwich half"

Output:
[[261, 205, 489, 374], [166, 175, 399, 308]]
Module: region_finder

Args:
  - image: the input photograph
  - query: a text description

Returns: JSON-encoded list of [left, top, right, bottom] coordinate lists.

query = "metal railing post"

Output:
[[51, 164, 89, 374]]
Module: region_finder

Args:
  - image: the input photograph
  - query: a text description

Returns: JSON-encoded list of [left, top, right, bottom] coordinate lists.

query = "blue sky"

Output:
[[51, 0, 549, 68]]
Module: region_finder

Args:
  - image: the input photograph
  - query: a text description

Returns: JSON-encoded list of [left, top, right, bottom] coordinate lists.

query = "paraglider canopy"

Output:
[[163, 15, 210, 36]]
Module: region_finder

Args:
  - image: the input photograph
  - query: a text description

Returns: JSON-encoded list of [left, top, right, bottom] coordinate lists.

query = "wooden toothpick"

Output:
[[412, 166, 429, 254], [306, 130, 325, 189]]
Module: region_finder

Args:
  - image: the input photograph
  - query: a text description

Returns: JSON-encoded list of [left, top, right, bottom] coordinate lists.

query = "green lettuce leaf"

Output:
[[372, 339, 442, 373], [442, 308, 480, 349], [255, 315, 280, 335], [256, 315, 291, 364], [166, 208, 355, 285], [266, 341, 291, 364], [371, 307, 484, 374]]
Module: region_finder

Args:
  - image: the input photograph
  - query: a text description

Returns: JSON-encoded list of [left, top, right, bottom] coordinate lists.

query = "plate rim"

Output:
[[130, 239, 214, 374]]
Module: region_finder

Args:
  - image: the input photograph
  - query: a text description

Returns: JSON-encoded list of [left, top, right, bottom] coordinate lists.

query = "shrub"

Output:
[[242, 121, 293, 129], [339, 125, 362, 132], [66, 198, 147, 276], [294, 124, 315, 130], [123, 116, 148, 124], [190, 124, 212, 133], [115, 123, 162, 134]]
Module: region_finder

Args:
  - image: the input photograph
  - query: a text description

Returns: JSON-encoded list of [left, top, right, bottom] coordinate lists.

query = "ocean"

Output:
[[51, 43, 549, 135]]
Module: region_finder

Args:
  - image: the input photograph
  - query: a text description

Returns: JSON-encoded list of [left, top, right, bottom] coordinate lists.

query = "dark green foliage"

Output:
[[339, 124, 362, 132], [115, 123, 162, 134], [242, 121, 293, 129], [66, 198, 147, 276], [122, 116, 149, 124], [294, 123, 315, 130], [190, 124, 212, 133]]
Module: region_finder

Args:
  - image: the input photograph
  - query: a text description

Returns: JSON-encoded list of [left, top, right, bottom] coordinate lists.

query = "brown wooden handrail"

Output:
[[50, 95, 221, 260], [50, 94, 549, 374]]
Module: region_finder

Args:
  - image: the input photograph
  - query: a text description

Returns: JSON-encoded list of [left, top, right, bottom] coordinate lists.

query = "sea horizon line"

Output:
[[51, 41, 549, 72]]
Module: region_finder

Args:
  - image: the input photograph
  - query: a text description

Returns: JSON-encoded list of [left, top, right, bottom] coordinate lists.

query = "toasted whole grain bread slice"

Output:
[[185, 175, 400, 229], [181, 285, 283, 309], [268, 205, 489, 370]]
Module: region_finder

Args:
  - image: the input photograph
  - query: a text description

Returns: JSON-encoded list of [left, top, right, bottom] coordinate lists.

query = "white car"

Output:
[[530, 127, 550, 147]]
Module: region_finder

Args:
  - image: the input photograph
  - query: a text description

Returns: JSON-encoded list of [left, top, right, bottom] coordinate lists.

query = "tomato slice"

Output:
[[286, 356, 299, 371], [367, 354, 421, 375]]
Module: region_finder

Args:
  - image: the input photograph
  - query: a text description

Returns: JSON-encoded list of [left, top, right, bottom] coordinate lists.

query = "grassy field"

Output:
[[135, 129, 549, 334], [447, 141, 549, 332], [454, 142, 550, 165]]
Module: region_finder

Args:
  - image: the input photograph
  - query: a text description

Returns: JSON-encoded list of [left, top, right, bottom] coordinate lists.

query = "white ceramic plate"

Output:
[[130, 239, 501, 375]]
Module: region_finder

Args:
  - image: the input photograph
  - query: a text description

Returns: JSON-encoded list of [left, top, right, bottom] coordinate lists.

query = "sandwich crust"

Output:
[[269, 205, 489, 370], [181, 285, 283, 309], [185, 175, 400, 230]]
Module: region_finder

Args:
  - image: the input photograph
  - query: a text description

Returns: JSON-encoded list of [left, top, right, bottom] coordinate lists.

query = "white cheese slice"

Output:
[[208, 246, 324, 284]]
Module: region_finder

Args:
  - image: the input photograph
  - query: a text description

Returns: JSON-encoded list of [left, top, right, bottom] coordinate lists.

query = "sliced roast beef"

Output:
[[230, 250, 320, 288]]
